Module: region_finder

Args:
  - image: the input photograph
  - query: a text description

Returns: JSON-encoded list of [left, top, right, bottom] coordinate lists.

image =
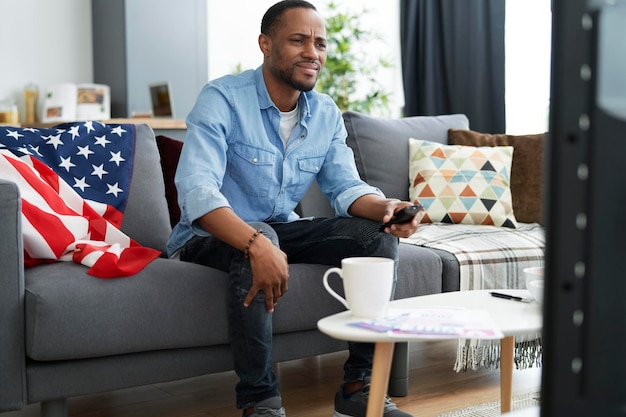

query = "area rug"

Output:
[[435, 392, 540, 417]]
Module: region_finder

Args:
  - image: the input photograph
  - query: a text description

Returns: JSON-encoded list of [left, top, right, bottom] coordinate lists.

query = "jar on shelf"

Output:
[[0, 97, 19, 124], [24, 83, 39, 124]]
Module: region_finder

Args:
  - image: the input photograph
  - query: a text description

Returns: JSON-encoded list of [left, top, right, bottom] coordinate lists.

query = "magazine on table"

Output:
[[349, 307, 504, 339]]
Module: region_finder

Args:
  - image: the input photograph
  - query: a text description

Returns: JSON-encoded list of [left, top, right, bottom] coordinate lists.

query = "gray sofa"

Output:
[[1, 114, 470, 417]]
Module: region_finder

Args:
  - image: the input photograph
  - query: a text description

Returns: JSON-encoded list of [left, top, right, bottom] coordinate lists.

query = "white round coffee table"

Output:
[[317, 289, 542, 417]]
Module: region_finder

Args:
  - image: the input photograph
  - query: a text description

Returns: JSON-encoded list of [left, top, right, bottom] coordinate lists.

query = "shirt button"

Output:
[[252, 157, 258, 163]]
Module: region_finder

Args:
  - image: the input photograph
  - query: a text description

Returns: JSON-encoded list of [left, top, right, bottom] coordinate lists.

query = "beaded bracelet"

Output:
[[243, 229, 263, 259]]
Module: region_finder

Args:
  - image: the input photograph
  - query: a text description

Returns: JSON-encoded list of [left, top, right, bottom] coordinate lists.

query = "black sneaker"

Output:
[[244, 396, 286, 417], [333, 384, 412, 417]]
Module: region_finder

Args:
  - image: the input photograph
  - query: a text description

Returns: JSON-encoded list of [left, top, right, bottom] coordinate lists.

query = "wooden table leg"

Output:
[[366, 342, 395, 417], [500, 336, 515, 413]]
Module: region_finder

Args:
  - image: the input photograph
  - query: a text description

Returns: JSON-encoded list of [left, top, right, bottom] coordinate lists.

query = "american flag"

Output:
[[0, 122, 160, 278]]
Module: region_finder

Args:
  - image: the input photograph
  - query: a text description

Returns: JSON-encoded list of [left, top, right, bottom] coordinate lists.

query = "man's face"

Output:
[[263, 7, 327, 92]]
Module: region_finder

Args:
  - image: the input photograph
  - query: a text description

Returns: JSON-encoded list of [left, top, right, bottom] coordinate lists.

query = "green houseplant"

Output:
[[315, 1, 393, 115]]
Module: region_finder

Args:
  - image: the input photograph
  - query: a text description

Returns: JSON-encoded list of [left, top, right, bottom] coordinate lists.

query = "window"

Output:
[[505, 0, 552, 134]]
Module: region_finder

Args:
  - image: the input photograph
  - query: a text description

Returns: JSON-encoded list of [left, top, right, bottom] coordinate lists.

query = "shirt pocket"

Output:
[[296, 155, 325, 191], [230, 142, 276, 197]]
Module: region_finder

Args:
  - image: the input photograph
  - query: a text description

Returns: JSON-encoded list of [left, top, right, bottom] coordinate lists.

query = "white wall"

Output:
[[0, 0, 93, 123], [0, 0, 552, 133], [125, 0, 208, 118]]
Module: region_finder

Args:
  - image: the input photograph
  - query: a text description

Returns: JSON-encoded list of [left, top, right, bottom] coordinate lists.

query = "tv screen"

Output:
[[542, 1, 626, 416]]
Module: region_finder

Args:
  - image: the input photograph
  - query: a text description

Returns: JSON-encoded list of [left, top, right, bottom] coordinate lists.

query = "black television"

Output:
[[542, 0, 626, 416]]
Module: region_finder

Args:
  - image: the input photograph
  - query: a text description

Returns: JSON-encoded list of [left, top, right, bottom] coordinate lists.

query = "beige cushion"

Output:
[[408, 138, 517, 228]]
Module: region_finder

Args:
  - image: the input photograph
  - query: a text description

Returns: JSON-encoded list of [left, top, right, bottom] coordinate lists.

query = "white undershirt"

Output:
[[279, 103, 299, 148]]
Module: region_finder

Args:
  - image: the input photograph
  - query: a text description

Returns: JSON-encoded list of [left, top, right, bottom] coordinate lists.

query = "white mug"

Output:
[[322, 257, 394, 318]]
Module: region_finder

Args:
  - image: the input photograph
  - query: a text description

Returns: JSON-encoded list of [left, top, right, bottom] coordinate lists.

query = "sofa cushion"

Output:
[[343, 111, 470, 201], [23, 249, 444, 361], [396, 243, 443, 295], [448, 129, 545, 224], [24, 259, 228, 361], [120, 124, 172, 254], [22, 261, 346, 361], [408, 138, 517, 228]]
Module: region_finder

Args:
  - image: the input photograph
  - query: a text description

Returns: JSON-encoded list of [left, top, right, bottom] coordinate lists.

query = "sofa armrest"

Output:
[[0, 179, 27, 411]]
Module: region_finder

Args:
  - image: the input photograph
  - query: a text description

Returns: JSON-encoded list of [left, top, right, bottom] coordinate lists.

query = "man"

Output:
[[166, 1, 421, 416]]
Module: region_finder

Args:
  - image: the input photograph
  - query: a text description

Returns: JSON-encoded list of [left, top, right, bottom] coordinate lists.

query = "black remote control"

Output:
[[382, 204, 423, 229]]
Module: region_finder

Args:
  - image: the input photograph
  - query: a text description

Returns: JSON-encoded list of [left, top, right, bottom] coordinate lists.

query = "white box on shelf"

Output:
[[42, 83, 110, 123]]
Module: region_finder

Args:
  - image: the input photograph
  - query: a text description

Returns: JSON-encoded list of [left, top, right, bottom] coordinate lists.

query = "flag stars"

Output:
[[73, 177, 90, 192], [94, 135, 111, 147], [68, 125, 81, 139], [106, 182, 123, 197], [91, 164, 108, 179], [59, 155, 76, 172], [77, 145, 95, 159], [109, 151, 125, 166], [6, 129, 24, 140], [1, 122, 134, 213], [84, 121, 95, 133], [17, 146, 32, 155], [110, 126, 126, 137], [29, 145, 43, 157], [45, 134, 64, 149]]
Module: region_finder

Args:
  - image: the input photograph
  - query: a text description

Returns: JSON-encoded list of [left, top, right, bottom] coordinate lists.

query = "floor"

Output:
[[2, 340, 542, 417]]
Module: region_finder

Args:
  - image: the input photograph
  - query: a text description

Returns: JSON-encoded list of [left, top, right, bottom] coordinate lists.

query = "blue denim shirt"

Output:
[[166, 66, 384, 256]]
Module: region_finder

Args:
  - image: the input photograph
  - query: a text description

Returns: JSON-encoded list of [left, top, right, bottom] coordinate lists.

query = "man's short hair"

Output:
[[261, 0, 317, 36]]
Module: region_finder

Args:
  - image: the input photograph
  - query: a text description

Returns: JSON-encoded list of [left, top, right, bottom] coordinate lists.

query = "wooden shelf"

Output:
[[22, 118, 186, 130], [108, 118, 187, 129]]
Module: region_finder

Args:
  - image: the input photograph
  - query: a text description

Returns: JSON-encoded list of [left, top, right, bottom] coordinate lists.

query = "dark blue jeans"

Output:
[[180, 217, 399, 409]]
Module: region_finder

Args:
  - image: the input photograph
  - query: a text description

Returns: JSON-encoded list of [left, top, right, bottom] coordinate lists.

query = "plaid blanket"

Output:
[[401, 222, 545, 371], [401, 222, 545, 291]]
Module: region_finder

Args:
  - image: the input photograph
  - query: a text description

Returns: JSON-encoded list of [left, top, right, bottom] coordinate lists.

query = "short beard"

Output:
[[274, 66, 317, 92]]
